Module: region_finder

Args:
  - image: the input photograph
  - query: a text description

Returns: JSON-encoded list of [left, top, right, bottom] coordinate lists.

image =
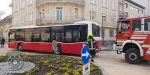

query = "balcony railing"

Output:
[[118, 11, 125, 16], [36, 0, 85, 6], [36, 16, 85, 25]]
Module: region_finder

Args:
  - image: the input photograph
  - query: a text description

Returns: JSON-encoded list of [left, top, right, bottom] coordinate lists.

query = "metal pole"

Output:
[[39, 12, 41, 41], [102, 16, 104, 45], [39, 12, 41, 25]]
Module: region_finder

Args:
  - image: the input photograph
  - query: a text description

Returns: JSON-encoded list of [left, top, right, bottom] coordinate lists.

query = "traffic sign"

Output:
[[81, 44, 90, 64], [82, 62, 90, 75]]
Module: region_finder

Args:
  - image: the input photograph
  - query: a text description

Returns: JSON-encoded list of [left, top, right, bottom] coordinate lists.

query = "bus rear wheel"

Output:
[[125, 48, 142, 64], [17, 44, 22, 51], [54, 45, 62, 55]]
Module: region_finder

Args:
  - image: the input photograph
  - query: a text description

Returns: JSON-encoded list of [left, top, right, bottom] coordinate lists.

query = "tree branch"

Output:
[[0, 10, 5, 19]]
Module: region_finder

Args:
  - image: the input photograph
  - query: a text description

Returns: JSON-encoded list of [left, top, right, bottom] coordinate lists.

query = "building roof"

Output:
[[125, 0, 145, 9], [0, 15, 12, 24]]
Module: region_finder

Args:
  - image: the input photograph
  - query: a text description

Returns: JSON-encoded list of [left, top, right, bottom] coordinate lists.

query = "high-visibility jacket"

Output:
[[86, 36, 96, 50]]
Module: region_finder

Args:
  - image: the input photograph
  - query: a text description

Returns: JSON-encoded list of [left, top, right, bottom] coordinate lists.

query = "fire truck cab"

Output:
[[113, 16, 150, 64]]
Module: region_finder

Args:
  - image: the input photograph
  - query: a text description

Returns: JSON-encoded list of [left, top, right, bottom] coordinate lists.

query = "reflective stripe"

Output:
[[91, 41, 93, 49]]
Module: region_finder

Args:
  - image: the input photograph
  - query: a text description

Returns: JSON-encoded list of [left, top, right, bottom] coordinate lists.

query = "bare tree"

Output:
[[0, 10, 5, 19]]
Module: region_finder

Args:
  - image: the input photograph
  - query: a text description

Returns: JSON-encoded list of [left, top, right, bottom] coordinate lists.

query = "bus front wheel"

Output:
[[125, 48, 142, 64]]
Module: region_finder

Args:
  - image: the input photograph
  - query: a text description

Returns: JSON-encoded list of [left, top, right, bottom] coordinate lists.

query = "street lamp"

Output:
[[39, 12, 41, 25], [102, 16, 105, 45]]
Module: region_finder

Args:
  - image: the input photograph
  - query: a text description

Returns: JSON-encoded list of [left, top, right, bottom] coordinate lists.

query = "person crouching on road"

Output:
[[1, 37, 5, 48], [86, 33, 96, 62]]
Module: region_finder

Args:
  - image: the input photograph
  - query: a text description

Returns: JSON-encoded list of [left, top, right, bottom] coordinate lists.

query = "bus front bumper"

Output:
[[113, 44, 122, 54]]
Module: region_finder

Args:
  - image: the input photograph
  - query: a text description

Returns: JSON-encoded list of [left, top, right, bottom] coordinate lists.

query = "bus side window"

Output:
[[9, 32, 15, 42], [72, 25, 80, 42]]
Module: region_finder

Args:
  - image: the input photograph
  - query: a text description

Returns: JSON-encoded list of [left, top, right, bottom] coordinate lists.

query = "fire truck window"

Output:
[[120, 21, 130, 31], [144, 18, 150, 31], [132, 20, 141, 31]]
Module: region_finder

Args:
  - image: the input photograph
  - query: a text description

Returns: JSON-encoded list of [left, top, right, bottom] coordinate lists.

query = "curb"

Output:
[[92, 62, 108, 75], [101, 49, 113, 51]]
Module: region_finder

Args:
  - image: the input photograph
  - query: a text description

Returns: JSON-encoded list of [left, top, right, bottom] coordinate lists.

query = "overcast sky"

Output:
[[0, 0, 12, 19]]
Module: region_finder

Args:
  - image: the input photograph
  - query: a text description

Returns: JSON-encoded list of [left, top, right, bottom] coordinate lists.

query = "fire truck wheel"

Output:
[[54, 45, 62, 55], [125, 48, 142, 64], [17, 44, 22, 51]]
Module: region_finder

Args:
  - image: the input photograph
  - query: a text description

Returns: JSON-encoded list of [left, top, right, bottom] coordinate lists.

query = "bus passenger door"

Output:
[[62, 26, 76, 54]]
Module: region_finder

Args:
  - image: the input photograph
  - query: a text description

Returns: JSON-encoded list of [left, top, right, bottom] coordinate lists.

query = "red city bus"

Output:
[[8, 21, 102, 55]]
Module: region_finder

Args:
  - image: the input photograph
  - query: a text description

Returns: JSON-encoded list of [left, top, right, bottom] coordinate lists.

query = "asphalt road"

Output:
[[95, 51, 150, 75], [0, 44, 150, 75]]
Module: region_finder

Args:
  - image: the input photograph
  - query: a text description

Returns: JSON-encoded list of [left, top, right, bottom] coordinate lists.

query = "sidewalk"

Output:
[[101, 46, 113, 51]]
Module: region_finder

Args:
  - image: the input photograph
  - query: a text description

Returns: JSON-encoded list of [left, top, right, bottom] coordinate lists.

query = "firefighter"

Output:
[[86, 33, 96, 62]]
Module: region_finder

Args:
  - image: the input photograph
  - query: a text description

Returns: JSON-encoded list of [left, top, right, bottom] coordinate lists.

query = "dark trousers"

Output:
[[1, 43, 4, 48], [90, 50, 95, 62]]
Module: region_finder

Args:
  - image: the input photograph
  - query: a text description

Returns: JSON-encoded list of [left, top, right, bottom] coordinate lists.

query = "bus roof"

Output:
[[10, 21, 100, 30], [9, 23, 87, 30], [74, 21, 101, 26], [118, 16, 150, 22]]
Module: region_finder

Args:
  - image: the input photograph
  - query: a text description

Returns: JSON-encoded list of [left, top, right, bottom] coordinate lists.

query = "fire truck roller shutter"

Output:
[[122, 40, 143, 57]]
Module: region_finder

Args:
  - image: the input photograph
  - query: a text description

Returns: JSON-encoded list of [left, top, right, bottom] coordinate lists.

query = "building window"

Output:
[[42, 9, 45, 18], [102, 0, 107, 7], [109, 30, 114, 37], [16, 17, 18, 25], [90, 10, 96, 20], [90, 0, 96, 4], [124, 3, 128, 8], [124, 12, 128, 18], [29, 11, 33, 21], [141, 10, 143, 14], [102, 13, 107, 22], [29, 0, 33, 5], [22, 14, 24, 23], [130, 5, 131, 9], [75, 8, 78, 18], [111, 2, 115, 10], [56, 7, 62, 21], [111, 16, 115, 23], [21, 1, 24, 8]]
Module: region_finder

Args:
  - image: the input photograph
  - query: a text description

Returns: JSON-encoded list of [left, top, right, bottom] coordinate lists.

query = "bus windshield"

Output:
[[92, 24, 100, 37]]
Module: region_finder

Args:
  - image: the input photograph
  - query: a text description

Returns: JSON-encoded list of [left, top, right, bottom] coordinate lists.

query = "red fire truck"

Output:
[[113, 16, 150, 64], [8, 21, 102, 55]]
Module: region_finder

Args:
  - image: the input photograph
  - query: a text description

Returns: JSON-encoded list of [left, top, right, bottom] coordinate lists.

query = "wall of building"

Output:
[[10, 0, 123, 41], [124, 0, 145, 18], [132, 0, 149, 16]]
